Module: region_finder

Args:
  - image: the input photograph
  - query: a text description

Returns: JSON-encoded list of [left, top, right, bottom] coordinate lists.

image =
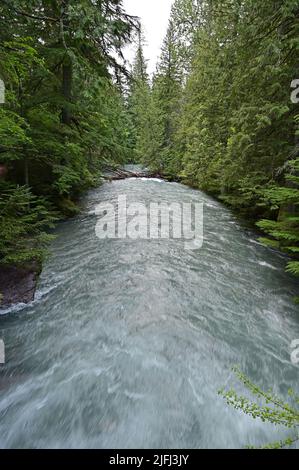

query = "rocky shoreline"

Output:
[[0, 262, 41, 309]]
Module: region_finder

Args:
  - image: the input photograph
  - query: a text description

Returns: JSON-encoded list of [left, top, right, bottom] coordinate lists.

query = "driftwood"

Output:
[[103, 166, 162, 181]]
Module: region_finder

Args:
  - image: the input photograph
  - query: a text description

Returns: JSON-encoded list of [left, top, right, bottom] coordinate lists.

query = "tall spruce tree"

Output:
[[127, 29, 151, 161]]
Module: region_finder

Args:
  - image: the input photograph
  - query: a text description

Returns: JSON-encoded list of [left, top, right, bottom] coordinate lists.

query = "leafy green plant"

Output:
[[0, 1, 139, 266], [0, 184, 57, 265], [219, 367, 299, 449], [257, 156, 299, 278]]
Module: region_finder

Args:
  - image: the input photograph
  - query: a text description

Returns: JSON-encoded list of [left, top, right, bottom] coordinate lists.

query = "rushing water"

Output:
[[0, 175, 299, 449]]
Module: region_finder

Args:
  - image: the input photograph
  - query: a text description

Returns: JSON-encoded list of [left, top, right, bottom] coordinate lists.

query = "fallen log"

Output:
[[103, 166, 162, 181]]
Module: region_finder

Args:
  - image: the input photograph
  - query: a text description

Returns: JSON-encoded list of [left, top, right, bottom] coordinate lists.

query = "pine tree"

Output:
[[0, 0, 138, 264], [127, 29, 151, 161]]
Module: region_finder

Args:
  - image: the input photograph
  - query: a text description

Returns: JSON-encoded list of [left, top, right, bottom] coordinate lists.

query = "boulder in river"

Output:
[[0, 262, 41, 308]]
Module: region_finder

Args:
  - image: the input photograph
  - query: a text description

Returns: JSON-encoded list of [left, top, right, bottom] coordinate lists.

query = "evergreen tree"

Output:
[[141, 0, 299, 278], [127, 29, 151, 161], [0, 0, 138, 264], [141, 0, 203, 176]]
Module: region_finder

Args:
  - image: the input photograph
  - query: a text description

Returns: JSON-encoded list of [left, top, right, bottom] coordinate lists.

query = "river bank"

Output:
[[1, 175, 298, 448], [0, 165, 293, 311], [0, 262, 41, 309], [0, 166, 161, 310]]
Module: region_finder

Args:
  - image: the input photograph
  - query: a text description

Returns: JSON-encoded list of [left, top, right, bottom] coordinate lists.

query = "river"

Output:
[[0, 175, 298, 448]]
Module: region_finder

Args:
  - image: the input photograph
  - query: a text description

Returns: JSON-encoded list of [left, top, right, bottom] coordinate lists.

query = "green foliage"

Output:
[[127, 1, 202, 176], [0, 0, 138, 266], [256, 155, 299, 274], [219, 368, 299, 449], [180, 0, 298, 202], [1, 0, 299, 281], [133, 0, 299, 280], [0, 183, 57, 265]]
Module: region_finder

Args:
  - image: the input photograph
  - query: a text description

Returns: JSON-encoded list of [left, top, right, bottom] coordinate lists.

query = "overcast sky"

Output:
[[123, 0, 174, 75]]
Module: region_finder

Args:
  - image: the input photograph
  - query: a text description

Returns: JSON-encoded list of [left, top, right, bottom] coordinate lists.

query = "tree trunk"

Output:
[[24, 155, 29, 186], [61, 61, 72, 125], [61, 0, 72, 125]]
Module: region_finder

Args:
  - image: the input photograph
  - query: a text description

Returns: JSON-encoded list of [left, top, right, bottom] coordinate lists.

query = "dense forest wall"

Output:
[[0, 0, 138, 268], [128, 0, 299, 278]]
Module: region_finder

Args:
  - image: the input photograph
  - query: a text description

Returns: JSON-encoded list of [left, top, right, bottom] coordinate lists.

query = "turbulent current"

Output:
[[0, 174, 299, 449]]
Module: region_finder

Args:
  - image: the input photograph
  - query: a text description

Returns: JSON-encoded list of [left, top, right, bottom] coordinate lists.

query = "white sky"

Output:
[[123, 0, 174, 75]]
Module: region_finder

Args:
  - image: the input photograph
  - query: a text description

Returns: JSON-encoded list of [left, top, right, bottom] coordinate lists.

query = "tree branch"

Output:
[[2, 0, 60, 23]]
